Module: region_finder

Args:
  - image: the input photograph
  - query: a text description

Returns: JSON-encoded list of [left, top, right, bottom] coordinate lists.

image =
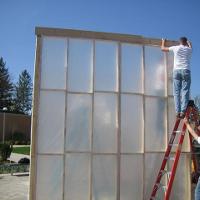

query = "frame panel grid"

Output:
[[30, 27, 190, 200]]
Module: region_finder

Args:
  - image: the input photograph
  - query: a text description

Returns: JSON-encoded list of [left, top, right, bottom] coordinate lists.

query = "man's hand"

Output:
[[161, 38, 166, 46], [187, 40, 192, 48], [161, 38, 169, 52], [183, 117, 189, 125]]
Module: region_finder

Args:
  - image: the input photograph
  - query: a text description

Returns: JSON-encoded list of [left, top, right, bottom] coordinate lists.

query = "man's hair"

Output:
[[179, 37, 188, 45]]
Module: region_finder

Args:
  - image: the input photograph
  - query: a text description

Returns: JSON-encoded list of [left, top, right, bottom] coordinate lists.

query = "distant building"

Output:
[[0, 111, 31, 142]]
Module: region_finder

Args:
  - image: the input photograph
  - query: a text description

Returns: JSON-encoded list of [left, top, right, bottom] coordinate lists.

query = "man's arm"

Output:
[[184, 118, 199, 141], [161, 39, 170, 52]]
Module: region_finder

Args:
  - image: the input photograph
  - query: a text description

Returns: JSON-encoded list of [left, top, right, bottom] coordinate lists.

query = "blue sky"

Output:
[[0, 0, 200, 97]]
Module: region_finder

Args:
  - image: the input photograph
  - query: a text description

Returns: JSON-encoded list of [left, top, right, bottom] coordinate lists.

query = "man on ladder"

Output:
[[149, 38, 194, 200], [161, 37, 192, 118]]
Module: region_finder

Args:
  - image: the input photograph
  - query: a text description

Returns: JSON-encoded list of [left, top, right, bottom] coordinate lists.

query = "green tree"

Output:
[[0, 57, 13, 110], [14, 70, 32, 114], [0, 143, 13, 162]]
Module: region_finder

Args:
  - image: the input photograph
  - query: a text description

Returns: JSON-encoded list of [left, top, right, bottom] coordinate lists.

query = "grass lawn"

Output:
[[12, 146, 30, 155]]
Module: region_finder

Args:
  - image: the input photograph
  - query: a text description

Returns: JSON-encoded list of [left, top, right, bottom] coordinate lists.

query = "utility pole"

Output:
[[2, 107, 7, 143]]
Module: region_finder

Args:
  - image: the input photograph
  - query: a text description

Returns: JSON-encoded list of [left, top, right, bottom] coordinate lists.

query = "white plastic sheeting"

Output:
[[33, 35, 191, 200]]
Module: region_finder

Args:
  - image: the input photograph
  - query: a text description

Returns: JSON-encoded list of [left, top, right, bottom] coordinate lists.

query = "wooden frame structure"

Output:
[[30, 27, 180, 200]]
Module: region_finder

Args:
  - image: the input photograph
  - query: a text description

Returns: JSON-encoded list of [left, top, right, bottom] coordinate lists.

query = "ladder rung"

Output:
[[167, 171, 171, 176], [150, 197, 158, 200], [169, 143, 179, 147], [160, 170, 172, 180], [173, 130, 182, 133], [160, 169, 167, 174], [165, 156, 175, 161], [166, 171, 171, 180], [160, 169, 171, 176], [155, 183, 167, 192], [169, 131, 183, 135], [162, 185, 167, 192]]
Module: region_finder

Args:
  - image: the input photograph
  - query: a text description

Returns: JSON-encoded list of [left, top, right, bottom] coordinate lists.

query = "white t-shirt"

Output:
[[169, 45, 192, 70]]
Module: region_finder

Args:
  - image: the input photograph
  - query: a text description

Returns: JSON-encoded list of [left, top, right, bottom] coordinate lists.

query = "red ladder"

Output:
[[149, 100, 196, 200]]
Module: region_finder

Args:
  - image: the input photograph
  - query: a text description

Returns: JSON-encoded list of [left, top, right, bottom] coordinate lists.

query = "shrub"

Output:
[[18, 157, 30, 164], [0, 143, 13, 161], [14, 141, 21, 145], [12, 132, 25, 144], [26, 141, 31, 145], [21, 141, 27, 145], [5, 140, 14, 145]]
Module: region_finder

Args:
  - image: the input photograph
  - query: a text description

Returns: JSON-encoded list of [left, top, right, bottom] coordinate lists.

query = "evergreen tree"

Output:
[[0, 57, 13, 110], [14, 70, 32, 114]]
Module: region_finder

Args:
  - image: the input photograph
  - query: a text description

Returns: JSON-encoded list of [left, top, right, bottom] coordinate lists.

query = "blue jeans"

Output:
[[195, 177, 200, 200], [173, 69, 191, 113]]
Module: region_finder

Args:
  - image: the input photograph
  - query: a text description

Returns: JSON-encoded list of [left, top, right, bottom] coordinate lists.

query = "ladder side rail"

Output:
[[164, 107, 191, 200], [149, 119, 181, 199], [164, 123, 187, 200]]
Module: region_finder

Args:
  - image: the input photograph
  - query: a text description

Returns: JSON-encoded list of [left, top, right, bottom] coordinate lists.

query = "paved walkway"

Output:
[[0, 150, 30, 199], [0, 174, 29, 200]]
